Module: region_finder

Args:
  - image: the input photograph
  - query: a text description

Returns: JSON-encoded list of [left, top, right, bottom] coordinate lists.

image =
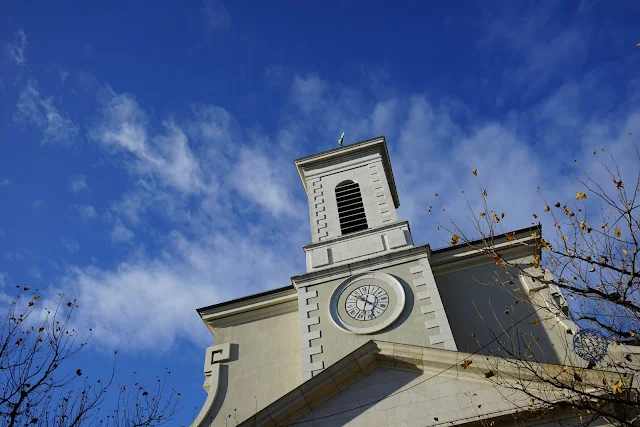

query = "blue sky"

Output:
[[1, 1, 640, 425]]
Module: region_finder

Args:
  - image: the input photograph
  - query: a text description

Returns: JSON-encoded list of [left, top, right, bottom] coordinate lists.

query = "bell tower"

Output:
[[295, 136, 414, 272]]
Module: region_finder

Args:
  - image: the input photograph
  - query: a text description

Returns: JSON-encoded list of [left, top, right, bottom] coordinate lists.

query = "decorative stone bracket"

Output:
[[191, 343, 233, 427]]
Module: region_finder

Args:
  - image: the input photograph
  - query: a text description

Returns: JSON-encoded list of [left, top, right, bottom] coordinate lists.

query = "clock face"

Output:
[[345, 285, 389, 321], [330, 272, 406, 334]]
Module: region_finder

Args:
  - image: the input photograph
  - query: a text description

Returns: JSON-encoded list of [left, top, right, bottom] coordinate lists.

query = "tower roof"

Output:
[[294, 135, 400, 208]]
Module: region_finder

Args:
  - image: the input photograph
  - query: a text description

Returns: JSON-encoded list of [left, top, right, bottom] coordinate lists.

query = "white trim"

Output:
[[329, 271, 406, 334]]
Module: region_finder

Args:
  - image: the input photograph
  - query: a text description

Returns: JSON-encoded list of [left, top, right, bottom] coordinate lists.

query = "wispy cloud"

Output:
[[0, 179, 11, 187], [76, 205, 97, 221], [14, 80, 79, 145], [62, 237, 80, 253], [69, 174, 89, 193], [5, 30, 27, 65], [30, 267, 42, 281], [110, 221, 134, 243], [203, 0, 231, 31], [31, 200, 44, 209]]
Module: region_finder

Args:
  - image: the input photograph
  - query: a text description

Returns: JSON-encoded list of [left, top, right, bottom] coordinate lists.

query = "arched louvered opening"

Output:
[[336, 180, 368, 235]]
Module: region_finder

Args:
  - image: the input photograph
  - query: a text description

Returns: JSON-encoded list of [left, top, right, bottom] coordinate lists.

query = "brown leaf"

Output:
[[76, 369, 82, 376], [532, 213, 538, 219], [555, 202, 561, 208], [506, 232, 515, 241], [615, 227, 621, 238], [573, 373, 582, 382], [532, 319, 539, 326], [614, 179, 623, 190], [472, 169, 478, 176], [544, 205, 550, 211], [613, 360, 623, 366], [493, 254, 502, 265], [460, 360, 473, 369], [450, 235, 459, 245], [482, 189, 488, 197], [428, 205, 432, 213], [566, 329, 573, 335], [33, 295, 40, 301], [480, 212, 486, 217], [485, 370, 496, 378]]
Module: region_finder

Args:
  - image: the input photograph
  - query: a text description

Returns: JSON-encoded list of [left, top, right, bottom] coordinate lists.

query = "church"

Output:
[[189, 136, 628, 427]]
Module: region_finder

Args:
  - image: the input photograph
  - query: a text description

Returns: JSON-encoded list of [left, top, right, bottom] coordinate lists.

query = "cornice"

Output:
[[239, 339, 628, 427], [199, 288, 298, 329], [291, 245, 431, 288], [301, 220, 411, 251]]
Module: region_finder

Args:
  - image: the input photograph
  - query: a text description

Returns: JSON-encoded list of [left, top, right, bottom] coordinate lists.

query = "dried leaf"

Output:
[[484, 370, 495, 378], [472, 169, 478, 176], [33, 295, 40, 301], [622, 248, 628, 255], [494, 254, 502, 265], [576, 192, 587, 200], [613, 360, 623, 366], [428, 205, 432, 213], [506, 232, 515, 241], [480, 212, 486, 217], [615, 227, 621, 238], [532, 213, 538, 219], [493, 213, 500, 223], [614, 179, 623, 190], [482, 189, 488, 197], [573, 373, 582, 382], [460, 360, 473, 369], [554, 202, 561, 208], [532, 319, 539, 326], [451, 235, 459, 245], [544, 205, 550, 211], [611, 380, 624, 394]]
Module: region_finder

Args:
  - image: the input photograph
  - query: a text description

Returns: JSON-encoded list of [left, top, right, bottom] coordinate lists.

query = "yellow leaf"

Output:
[[531, 231, 539, 239], [576, 192, 587, 200], [530, 255, 541, 269], [33, 295, 40, 301], [482, 189, 488, 197], [615, 227, 621, 238], [451, 235, 459, 245], [533, 319, 539, 326], [493, 213, 500, 223], [622, 248, 628, 255], [472, 169, 478, 176], [562, 235, 568, 241], [544, 205, 550, 211], [579, 220, 586, 229], [460, 360, 473, 369], [613, 360, 623, 366], [602, 223, 607, 229], [611, 380, 624, 394], [540, 239, 551, 250]]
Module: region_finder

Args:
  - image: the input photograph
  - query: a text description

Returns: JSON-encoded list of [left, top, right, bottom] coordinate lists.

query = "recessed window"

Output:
[[336, 180, 368, 235]]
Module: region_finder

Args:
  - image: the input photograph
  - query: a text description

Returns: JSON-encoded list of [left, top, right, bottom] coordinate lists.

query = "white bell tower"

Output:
[[295, 136, 414, 272]]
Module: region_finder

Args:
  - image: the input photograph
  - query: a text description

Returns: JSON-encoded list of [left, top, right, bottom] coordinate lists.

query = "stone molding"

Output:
[[238, 340, 632, 427], [410, 256, 458, 351], [298, 288, 324, 381], [191, 343, 233, 427]]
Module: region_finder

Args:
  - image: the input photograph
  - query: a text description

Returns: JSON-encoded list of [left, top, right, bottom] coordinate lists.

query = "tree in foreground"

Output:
[[434, 138, 640, 425], [0, 287, 181, 427]]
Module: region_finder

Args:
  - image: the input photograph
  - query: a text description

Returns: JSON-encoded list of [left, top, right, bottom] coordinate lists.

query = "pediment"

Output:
[[241, 341, 621, 427]]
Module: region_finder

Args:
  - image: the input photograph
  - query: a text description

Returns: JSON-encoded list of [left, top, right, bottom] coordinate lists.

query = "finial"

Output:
[[338, 132, 345, 146]]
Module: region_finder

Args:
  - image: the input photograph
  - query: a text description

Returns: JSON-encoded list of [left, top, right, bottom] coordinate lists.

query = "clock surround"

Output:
[[329, 272, 406, 334]]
